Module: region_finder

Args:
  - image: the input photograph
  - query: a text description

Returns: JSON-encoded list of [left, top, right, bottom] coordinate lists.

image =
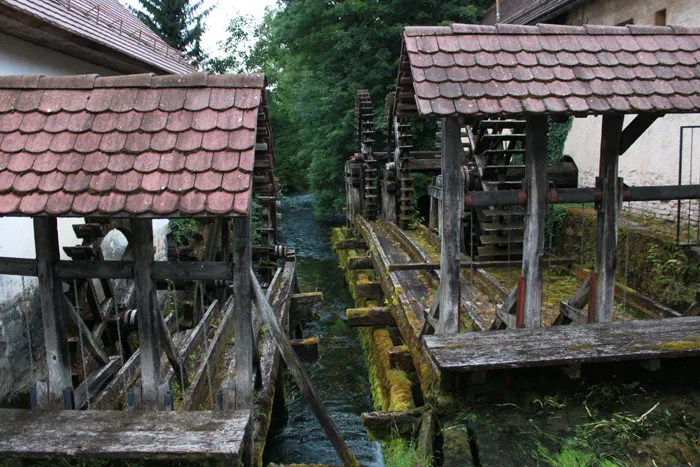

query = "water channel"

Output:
[[264, 194, 383, 466]]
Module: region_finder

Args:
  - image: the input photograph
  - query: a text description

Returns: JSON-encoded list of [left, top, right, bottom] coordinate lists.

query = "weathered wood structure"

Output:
[[345, 23, 700, 379], [0, 72, 355, 465]]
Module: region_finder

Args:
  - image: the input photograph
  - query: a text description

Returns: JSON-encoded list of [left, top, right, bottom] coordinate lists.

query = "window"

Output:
[[655, 9, 667, 26]]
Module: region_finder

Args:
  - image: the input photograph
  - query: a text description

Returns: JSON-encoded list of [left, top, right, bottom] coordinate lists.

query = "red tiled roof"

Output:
[[397, 23, 700, 118], [1, 0, 196, 74], [0, 72, 267, 218]]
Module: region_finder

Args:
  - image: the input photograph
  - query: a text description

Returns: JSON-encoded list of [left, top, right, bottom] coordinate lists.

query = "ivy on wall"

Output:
[[546, 117, 573, 162]]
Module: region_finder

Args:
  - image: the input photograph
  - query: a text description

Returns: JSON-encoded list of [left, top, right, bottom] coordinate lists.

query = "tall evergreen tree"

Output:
[[130, 0, 211, 63]]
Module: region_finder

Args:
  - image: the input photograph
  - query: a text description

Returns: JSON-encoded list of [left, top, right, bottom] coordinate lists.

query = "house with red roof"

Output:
[[483, 0, 700, 226], [0, 0, 197, 400]]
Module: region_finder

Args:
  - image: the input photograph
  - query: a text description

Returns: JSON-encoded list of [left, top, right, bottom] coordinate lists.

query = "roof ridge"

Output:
[[0, 73, 268, 90], [404, 23, 700, 37]]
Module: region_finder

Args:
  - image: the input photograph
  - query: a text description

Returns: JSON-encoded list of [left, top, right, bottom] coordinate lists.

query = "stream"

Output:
[[264, 194, 383, 466]]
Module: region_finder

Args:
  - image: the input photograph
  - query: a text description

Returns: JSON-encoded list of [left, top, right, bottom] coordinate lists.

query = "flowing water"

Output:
[[264, 194, 383, 466]]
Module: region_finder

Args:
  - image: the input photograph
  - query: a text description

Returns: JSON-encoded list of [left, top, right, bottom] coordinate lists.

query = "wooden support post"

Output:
[[521, 116, 548, 329], [251, 270, 358, 466], [438, 117, 462, 334], [595, 115, 624, 323], [588, 272, 598, 323], [129, 218, 163, 408], [429, 195, 439, 232], [231, 216, 253, 411], [381, 177, 396, 224], [34, 217, 72, 406], [515, 276, 525, 329]]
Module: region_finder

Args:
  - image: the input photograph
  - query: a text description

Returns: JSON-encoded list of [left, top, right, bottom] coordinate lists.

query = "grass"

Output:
[[382, 438, 422, 467]]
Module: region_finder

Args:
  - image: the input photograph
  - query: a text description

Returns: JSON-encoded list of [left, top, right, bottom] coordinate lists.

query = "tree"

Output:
[[130, 0, 212, 63], [218, 0, 487, 216]]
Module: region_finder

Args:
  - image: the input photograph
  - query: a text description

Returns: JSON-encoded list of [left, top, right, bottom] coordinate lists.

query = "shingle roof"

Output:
[[397, 23, 700, 118], [0, 72, 268, 218], [1, 0, 196, 74]]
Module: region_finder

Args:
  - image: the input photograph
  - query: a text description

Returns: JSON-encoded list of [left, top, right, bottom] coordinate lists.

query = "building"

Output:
[[0, 0, 196, 401], [483, 0, 700, 225]]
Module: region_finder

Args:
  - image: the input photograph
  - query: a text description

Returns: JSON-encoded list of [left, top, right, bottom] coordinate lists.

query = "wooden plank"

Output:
[[231, 216, 253, 411], [559, 301, 587, 324], [336, 239, 368, 250], [359, 409, 424, 440], [0, 257, 37, 276], [388, 257, 576, 271], [63, 297, 109, 365], [388, 345, 413, 372], [54, 261, 133, 279], [415, 410, 437, 467], [0, 409, 249, 463], [291, 292, 323, 323], [439, 117, 463, 334], [515, 275, 526, 329], [152, 261, 234, 281], [74, 356, 121, 409], [521, 116, 548, 328], [423, 316, 700, 372], [129, 219, 163, 407], [251, 270, 358, 467], [346, 307, 394, 327], [182, 297, 235, 411], [619, 114, 658, 155], [33, 217, 72, 406], [347, 255, 373, 270], [596, 115, 624, 323], [157, 306, 185, 388], [291, 336, 320, 363]]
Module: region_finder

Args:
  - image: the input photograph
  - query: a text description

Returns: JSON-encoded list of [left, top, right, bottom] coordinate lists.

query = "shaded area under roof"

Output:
[[0, 72, 270, 218], [395, 23, 700, 118], [482, 0, 588, 26]]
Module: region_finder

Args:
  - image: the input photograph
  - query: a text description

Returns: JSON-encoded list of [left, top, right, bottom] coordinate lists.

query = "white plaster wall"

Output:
[[564, 0, 700, 225], [0, 34, 171, 400], [0, 33, 115, 77]]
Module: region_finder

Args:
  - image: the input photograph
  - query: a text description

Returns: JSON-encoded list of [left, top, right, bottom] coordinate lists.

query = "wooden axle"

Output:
[[463, 184, 700, 208], [388, 257, 575, 272]]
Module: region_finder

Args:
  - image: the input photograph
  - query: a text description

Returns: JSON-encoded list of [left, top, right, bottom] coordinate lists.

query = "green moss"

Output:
[[631, 336, 700, 352]]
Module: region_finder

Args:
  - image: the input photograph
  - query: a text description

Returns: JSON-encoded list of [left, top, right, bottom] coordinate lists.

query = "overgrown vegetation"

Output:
[[382, 438, 421, 467], [169, 218, 200, 246], [214, 0, 488, 216], [251, 197, 263, 245]]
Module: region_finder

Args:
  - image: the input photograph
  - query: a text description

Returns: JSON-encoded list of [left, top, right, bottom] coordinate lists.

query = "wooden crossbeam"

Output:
[[346, 307, 394, 327], [619, 114, 659, 155], [63, 296, 109, 365], [251, 270, 358, 467]]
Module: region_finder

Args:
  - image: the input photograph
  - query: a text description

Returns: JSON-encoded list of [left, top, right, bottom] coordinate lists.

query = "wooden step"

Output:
[[477, 245, 523, 259], [480, 222, 524, 232], [63, 246, 96, 260], [479, 235, 525, 245]]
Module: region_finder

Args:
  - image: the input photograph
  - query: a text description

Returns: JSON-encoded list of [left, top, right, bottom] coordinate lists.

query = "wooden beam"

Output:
[[33, 217, 72, 406], [152, 261, 233, 281], [291, 336, 320, 363], [388, 345, 413, 372], [74, 356, 121, 409], [388, 257, 576, 271], [415, 410, 437, 466], [521, 116, 548, 328], [438, 117, 462, 334], [595, 115, 624, 323], [0, 257, 36, 276], [129, 218, 163, 408], [0, 409, 250, 462], [251, 270, 358, 467], [63, 296, 109, 365], [360, 409, 424, 440], [157, 306, 185, 388], [335, 239, 367, 250], [291, 292, 323, 323], [346, 307, 394, 327], [231, 216, 253, 411], [347, 255, 373, 270], [619, 114, 658, 155]]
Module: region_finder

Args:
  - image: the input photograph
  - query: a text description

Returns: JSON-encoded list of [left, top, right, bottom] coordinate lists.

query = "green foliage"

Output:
[[382, 438, 422, 467], [645, 242, 700, 307], [545, 204, 570, 249], [547, 117, 573, 163], [130, 0, 212, 63], [169, 218, 200, 246], [216, 0, 487, 215]]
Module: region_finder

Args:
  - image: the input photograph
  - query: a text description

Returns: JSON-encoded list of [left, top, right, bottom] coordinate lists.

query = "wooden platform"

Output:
[[0, 409, 250, 463], [423, 317, 700, 372]]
